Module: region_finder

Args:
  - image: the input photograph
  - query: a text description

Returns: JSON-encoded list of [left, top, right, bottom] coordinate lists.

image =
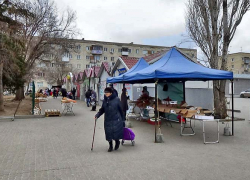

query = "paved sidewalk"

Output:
[[0, 97, 250, 180]]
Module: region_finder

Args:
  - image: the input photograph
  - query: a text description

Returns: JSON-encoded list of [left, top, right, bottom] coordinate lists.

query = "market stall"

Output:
[[61, 97, 77, 116], [107, 47, 235, 143]]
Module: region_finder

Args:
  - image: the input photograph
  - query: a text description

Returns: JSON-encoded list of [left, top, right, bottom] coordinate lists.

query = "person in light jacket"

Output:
[[95, 87, 125, 152]]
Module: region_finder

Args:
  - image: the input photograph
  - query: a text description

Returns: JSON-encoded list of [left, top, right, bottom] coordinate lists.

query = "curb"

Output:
[[0, 115, 45, 120]]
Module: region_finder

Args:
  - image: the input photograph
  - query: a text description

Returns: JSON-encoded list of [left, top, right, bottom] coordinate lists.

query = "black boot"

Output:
[[108, 141, 113, 152], [114, 140, 120, 150]]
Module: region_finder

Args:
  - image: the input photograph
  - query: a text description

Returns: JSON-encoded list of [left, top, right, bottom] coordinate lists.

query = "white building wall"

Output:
[[185, 81, 213, 89], [99, 70, 110, 103]]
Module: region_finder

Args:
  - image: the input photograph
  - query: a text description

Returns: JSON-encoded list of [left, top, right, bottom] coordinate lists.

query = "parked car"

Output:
[[240, 89, 250, 98]]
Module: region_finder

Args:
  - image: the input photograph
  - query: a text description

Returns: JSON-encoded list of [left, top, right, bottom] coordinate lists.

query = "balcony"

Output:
[[62, 56, 69, 62], [91, 50, 103, 55], [91, 45, 103, 55], [122, 51, 129, 56]]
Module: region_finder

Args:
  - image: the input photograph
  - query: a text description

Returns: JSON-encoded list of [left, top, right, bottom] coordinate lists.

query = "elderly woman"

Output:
[[95, 87, 125, 152]]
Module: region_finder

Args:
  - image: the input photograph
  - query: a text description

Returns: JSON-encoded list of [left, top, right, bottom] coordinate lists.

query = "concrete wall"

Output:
[[226, 79, 250, 95], [185, 88, 214, 110]]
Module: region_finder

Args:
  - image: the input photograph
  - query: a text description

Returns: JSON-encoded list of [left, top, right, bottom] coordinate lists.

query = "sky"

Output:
[[54, 0, 250, 58]]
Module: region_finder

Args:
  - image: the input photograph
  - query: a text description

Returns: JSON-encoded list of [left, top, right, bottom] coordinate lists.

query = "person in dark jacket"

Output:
[[72, 87, 76, 100], [53, 88, 57, 99], [95, 87, 125, 152], [61, 88, 67, 98], [85, 89, 91, 107], [109, 84, 118, 97], [121, 88, 128, 119], [90, 89, 97, 111]]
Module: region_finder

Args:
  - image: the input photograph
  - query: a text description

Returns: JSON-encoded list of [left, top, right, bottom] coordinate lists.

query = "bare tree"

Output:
[[43, 61, 76, 86], [186, 0, 250, 118], [12, 0, 79, 100]]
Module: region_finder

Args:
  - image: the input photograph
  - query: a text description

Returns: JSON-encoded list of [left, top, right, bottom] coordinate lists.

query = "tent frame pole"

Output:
[[183, 81, 186, 101], [231, 79, 234, 136], [155, 79, 158, 142]]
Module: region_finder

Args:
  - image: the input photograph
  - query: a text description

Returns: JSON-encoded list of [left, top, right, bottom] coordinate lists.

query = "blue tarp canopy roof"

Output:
[[115, 47, 233, 83], [107, 57, 149, 83]]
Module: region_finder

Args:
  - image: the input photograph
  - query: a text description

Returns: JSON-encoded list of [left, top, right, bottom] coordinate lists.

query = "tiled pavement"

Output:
[[0, 97, 250, 180]]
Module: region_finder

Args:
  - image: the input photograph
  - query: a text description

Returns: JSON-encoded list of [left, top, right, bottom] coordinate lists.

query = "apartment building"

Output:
[[62, 39, 197, 72], [224, 52, 250, 74], [30, 39, 197, 90]]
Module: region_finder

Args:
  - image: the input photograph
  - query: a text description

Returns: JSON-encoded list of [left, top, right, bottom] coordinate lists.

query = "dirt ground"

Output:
[[0, 95, 32, 116]]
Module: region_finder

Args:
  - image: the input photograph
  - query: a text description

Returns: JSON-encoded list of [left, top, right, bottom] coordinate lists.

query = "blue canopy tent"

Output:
[[122, 47, 233, 83], [107, 57, 149, 83], [108, 47, 235, 142]]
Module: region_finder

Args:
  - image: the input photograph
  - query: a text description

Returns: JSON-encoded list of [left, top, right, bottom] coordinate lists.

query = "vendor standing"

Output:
[[142, 86, 149, 96], [121, 88, 128, 119], [95, 87, 125, 152]]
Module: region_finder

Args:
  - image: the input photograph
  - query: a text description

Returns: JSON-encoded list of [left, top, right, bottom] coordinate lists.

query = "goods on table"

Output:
[[35, 97, 48, 102], [61, 97, 76, 103], [35, 93, 47, 98], [45, 109, 61, 117]]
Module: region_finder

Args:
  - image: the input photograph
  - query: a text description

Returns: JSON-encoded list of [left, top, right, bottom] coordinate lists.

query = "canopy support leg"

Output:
[[231, 79, 234, 136], [183, 81, 186, 102], [155, 80, 158, 142]]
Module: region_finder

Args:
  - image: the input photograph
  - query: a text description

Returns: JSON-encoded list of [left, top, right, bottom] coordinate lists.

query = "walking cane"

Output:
[[91, 118, 97, 151]]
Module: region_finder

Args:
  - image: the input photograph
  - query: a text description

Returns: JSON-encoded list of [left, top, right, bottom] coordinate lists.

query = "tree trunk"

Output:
[[0, 62, 4, 111], [216, 0, 229, 119], [15, 86, 25, 100]]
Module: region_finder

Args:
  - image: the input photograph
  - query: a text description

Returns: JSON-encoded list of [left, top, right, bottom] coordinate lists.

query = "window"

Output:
[[51, 63, 55, 67], [38, 73, 45, 77], [69, 54, 72, 59], [86, 56, 90, 59], [76, 45, 81, 50], [77, 55, 81, 60], [136, 49, 139, 54], [94, 55, 101, 61], [112, 62, 115, 66], [86, 46, 90, 51], [104, 47, 108, 51], [143, 50, 148, 55], [104, 57, 107, 60], [232, 65, 234, 69], [111, 57, 114, 61], [118, 48, 122, 52], [86, 64, 90, 68], [151, 50, 154, 54], [128, 49, 132, 53], [77, 64, 81, 69], [232, 58, 234, 62], [37, 82, 43, 88], [110, 48, 114, 53]]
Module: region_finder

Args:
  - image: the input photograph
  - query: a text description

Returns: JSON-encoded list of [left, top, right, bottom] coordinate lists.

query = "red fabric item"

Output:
[[177, 115, 186, 123], [147, 119, 162, 125]]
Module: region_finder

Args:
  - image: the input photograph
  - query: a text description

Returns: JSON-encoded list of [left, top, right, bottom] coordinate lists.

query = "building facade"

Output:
[[30, 39, 197, 91], [223, 52, 250, 74], [62, 39, 197, 72]]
